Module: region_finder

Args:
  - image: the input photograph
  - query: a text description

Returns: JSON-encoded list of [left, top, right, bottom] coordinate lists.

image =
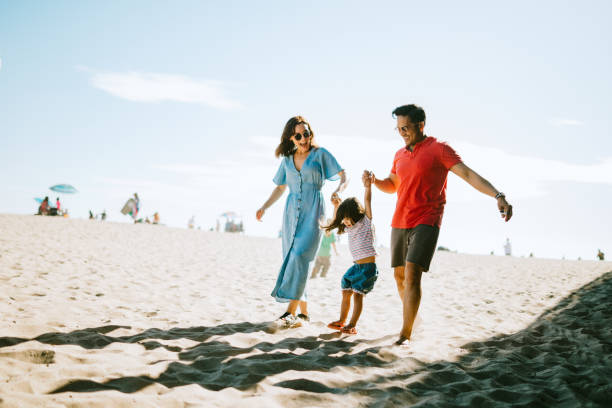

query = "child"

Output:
[[326, 170, 378, 335], [311, 222, 338, 279]]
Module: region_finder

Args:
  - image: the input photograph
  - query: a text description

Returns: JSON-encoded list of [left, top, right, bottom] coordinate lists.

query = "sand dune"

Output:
[[0, 214, 610, 407]]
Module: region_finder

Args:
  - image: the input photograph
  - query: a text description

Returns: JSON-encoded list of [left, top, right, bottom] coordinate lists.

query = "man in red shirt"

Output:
[[371, 104, 513, 345]]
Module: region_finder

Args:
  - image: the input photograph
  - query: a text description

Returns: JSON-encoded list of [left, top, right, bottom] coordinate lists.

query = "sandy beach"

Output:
[[1, 213, 610, 407]]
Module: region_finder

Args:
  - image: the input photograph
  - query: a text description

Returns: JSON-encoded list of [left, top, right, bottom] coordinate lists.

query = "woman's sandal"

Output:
[[341, 326, 357, 335], [327, 321, 344, 331]]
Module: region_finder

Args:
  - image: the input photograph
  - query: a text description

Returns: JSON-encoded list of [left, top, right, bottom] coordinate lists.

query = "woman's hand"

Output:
[[256, 207, 265, 221], [330, 194, 342, 208]]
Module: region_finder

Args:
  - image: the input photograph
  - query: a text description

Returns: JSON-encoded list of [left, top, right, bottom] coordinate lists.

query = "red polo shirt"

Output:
[[391, 136, 462, 229]]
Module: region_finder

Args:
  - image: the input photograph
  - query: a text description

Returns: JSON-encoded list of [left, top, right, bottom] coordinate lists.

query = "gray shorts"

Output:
[[391, 224, 440, 271]]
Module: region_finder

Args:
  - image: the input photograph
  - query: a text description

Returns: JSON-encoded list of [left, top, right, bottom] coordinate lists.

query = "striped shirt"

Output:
[[347, 215, 377, 261]]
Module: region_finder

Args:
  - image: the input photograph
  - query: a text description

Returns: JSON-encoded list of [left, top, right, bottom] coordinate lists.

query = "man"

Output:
[[370, 104, 513, 345]]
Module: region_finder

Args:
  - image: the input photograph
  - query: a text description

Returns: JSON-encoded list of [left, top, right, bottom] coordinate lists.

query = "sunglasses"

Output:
[[293, 130, 311, 141], [395, 125, 411, 133]]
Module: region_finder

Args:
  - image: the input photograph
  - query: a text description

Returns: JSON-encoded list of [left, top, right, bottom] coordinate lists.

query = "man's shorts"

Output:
[[341, 262, 378, 295], [391, 224, 440, 271]]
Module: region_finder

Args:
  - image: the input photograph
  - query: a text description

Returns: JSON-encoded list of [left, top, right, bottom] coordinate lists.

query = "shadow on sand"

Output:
[[1, 272, 610, 406], [280, 271, 612, 407]]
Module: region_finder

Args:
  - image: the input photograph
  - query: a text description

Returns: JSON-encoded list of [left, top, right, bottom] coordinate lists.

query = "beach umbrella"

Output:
[[220, 211, 238, 218], [34, 197, 44, 203], [50, 184, 78, 194]]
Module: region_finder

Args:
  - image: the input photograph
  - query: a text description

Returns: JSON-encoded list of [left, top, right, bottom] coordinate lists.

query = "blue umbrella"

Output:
[[50, 184, 78, 194], [34, 197, 44, 203]]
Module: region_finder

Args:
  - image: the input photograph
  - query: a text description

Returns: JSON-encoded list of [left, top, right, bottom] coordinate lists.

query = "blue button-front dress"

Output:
[[271, 147, 343, 302]]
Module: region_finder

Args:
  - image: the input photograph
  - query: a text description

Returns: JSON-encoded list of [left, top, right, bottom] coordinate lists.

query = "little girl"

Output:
[[326, 170, 378, 335]]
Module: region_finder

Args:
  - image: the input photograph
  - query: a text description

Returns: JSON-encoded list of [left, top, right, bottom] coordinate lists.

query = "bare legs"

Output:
[[394, 262, 423, 345], [329, 290, 364, 331], [285, 300, 308, 316]]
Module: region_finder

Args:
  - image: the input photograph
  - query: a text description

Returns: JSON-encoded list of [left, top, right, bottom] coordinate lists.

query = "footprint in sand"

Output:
[[0, 350, 55, 364]]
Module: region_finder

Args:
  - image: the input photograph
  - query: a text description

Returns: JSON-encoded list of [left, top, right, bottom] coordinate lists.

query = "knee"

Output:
[[404, 263, 423, 288], [393, 267, 405, 283]]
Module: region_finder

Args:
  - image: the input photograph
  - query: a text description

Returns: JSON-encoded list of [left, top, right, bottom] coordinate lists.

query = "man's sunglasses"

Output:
[[293, 130, 311, 141]]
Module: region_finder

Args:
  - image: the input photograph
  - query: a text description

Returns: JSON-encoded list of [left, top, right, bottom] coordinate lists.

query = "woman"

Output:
[[257, 116, 347, 326]]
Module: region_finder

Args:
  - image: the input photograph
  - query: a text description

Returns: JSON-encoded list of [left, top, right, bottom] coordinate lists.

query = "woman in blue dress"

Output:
[[256, 116, 347, 326]]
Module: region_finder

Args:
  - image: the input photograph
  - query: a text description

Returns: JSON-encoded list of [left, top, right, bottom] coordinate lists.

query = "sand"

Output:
[[1, 213, 610, 407]]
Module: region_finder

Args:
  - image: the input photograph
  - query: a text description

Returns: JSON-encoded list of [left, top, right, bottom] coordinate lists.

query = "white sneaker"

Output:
[[283, 314, 302, 328]]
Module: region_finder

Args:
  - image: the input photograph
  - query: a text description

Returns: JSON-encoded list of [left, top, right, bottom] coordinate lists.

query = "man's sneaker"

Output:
[[297, 313, 310, 322]]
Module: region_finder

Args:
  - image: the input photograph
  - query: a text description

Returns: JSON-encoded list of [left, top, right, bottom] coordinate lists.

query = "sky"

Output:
[[1, 1, 611, 260]]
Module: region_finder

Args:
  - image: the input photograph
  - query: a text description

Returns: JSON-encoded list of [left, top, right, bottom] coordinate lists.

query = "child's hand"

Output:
[[362, 170, 374, 187]]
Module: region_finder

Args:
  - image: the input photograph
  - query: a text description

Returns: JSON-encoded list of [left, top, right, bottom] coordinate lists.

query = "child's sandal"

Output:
[[327, 321, 344, 331]]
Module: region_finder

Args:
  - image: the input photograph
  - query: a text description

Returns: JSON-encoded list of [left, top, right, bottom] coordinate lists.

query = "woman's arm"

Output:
[[256, 184, 287, 221], [331, 170, 348, 199]]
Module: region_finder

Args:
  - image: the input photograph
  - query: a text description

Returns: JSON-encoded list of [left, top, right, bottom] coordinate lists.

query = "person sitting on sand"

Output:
[[38, 196, 50, 215], [153, 212, 160, 224], [326, 171, 378, 335]]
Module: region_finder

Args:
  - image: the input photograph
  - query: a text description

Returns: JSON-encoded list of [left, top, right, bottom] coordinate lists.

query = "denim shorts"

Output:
[[341, 262, 378, 295]]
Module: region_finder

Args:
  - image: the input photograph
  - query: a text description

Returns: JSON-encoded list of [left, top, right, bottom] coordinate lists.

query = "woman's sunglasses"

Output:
[[293, 130, 311, 141]]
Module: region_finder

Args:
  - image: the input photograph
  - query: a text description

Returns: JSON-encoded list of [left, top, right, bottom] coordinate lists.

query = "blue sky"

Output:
[[1, 1, 611, 260]]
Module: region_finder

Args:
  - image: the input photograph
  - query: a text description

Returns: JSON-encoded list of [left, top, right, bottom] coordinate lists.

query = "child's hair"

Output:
[[325, 197, 365, 234]]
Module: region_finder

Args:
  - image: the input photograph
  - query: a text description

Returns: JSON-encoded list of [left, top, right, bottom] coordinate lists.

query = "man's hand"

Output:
[[498, 197, 513, 222], [362, 170, 374, 188]]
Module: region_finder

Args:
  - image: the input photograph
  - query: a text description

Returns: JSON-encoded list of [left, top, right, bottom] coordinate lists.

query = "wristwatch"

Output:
[[495, 192, 505, 199]]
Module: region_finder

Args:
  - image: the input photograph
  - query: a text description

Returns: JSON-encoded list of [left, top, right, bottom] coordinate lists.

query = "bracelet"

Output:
[[495, 192, 505, 199]]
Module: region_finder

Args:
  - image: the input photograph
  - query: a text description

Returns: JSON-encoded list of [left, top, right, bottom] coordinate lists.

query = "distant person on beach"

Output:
[[101, 210, 107, 221], [326, 171, 378, 335], [55, 197, 61, 212], [597, 249, 605, 261], [369, 104, 513, 345], [37, 197, 50, 215], [89, 210, 95, 220], [504, 238, 512, 256], [310, 225, 338, 279], [131, 193, 140, 222], [257, 115, 347, 327], [153, 212, 160, 224]]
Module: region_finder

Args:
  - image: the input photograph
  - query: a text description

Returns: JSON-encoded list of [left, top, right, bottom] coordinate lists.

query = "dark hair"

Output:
[[275, 116, 319, 158], [392, 104, 426, 125], [325, 197, 365, 234]]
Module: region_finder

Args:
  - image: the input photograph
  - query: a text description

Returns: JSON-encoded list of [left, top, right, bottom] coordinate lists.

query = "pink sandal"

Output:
[[327, 321, 345, 331]]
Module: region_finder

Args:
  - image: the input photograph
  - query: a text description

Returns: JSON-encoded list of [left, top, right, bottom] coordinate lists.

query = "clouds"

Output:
[[83, 68, 241, 109]]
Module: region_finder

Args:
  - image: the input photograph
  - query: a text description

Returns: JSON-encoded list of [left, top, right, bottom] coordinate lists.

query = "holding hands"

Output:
[[331, 192, 342, 208], [362, 170, 374, 188]]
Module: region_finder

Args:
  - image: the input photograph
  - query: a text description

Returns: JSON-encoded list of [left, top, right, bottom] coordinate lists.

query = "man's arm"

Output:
[[450, 162, 513, 222], [372, 172, 399, 194]]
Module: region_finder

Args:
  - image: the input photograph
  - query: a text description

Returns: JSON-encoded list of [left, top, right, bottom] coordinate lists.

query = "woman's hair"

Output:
[[275, 116, 319, 158], [325, 197, 365, 234]]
